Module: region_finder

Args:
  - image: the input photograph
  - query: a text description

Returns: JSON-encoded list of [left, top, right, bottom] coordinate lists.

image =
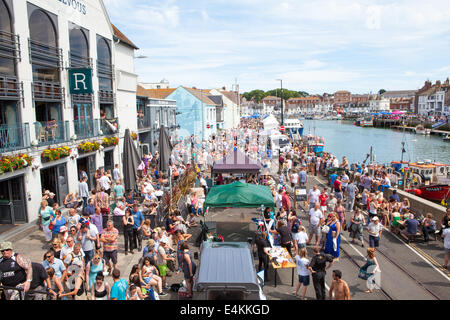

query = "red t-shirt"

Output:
[[334, 180, 342, 192], [282, 193, 291, 210], [319, 194, 328, 206]]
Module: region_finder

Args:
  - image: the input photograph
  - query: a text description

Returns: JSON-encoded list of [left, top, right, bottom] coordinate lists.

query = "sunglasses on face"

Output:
[[1, 249, 11, 253], [46, 255, 53, 259]]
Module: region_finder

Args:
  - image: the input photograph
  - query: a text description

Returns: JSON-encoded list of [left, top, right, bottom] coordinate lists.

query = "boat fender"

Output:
[[414, 189, 422, 196]]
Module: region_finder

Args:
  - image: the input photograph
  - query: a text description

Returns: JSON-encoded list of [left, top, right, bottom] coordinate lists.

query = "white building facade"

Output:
[[0, 0, 137, 225]]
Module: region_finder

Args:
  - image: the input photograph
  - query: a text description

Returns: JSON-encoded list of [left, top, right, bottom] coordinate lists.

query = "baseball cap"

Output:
[[0, 241, 13, 251], [372, 216, 379, 221]]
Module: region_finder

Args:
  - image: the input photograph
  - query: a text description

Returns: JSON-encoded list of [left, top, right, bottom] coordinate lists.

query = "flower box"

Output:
[[0, 154, 33, 175]]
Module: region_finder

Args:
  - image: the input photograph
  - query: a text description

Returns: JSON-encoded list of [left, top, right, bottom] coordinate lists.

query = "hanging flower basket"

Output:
[[41, 147, 71, 163], [78, 141, 100, 154], [101, 136, 119, 147], [0, 154, 33, 175], [130, 132, 138, 140]]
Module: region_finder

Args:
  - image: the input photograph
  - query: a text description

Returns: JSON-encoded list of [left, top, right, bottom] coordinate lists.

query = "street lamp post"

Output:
[[276, 79, 284, 125]]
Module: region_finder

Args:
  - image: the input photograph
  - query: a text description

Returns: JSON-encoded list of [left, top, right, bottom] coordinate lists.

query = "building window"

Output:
[[69, 27, 89, 67], [29, 9, 60, 82], [97, 37, 112, 90], [0, 0, 15, 76]]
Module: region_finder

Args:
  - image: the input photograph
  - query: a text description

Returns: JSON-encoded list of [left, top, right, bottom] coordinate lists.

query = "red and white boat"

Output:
[[405, 161, 450, 204]]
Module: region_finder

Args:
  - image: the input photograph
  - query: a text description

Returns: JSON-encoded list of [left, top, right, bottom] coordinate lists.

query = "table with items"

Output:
[[267, 246, 296, 287]]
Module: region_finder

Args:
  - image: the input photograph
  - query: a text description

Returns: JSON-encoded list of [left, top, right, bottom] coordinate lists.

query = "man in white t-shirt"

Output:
[[307, 203, 324, 246], [308, 185, 322, 209], [341, 173, 349, 194], [98, 172, 111, 195], [290, 170, 299, 189]]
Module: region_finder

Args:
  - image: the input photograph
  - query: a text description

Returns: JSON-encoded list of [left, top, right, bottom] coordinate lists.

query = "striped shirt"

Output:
[[101, 228, 119, 252], [95, 191, 109, 209]]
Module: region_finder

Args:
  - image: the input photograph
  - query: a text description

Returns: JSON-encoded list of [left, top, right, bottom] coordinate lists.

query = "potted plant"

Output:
[[41, 147, 71, 162], [78, 141, 100, 153]]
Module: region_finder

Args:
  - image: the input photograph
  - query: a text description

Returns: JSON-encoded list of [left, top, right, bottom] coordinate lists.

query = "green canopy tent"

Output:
[[204, 181, 274, 209]]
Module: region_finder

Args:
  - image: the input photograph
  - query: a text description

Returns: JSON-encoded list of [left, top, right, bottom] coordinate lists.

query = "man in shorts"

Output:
[[368, 217, 383, 248], [307, 203, 324, 246], [156, 237, 175, 290], [100, 220, 119, 274]]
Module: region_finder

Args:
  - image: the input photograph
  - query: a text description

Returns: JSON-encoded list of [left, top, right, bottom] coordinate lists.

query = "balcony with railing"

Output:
[[73, 117, 118, 140], [0, 30, 21, 61], [98, 89, 114, 104], [0, 123, 30, 153], [34, 120, 70, 146], [69, 51, 92, 68], [137, 110, 152, 131], [73, 118, 100, 140], [28, 38, 62, 69], [32, 81, 64, 102], [0, 75, 23, 100]]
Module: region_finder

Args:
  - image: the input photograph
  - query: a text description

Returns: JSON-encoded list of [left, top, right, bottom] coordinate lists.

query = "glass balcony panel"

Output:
[[34, 120, 69, 146], [0, 123, 30, 153]]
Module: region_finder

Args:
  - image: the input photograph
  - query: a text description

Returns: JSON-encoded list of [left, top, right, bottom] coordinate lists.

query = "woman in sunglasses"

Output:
[[91, 272, 110, 300], [86, 251, 106, 291]]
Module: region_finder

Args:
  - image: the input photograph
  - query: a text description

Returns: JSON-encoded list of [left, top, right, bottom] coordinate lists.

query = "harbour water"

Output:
[[302, 120, 450, 165]]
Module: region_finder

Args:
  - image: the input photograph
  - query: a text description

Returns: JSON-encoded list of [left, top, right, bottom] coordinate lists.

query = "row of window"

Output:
[[0, 0, 113, 89]]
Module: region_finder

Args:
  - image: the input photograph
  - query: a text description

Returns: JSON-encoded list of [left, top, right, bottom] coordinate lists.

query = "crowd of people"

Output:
[[1, 116, 449, 301]]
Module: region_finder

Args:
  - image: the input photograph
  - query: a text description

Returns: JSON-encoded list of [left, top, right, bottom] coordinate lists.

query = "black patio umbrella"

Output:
[[122, 128, 141, 193], [158, 125, 173, 173]]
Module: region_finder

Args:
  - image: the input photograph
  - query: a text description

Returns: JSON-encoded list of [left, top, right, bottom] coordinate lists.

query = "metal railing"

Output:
[[137, 112, 152, 130], [34, 120, 70, 146], [98, 89, 114, 104], [0, 30, 20, 61], [28, 38, 63, 69], [0, 75, 22, 100], [32, 81, 64, 102], [0, 123, 30, 153], [97, 60, 114, 79], [73, 118, 100, 140], [69, 51, 92, 68]]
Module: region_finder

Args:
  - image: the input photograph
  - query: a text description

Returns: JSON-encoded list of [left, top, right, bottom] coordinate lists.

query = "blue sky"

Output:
[[104, 0, 450, 94]]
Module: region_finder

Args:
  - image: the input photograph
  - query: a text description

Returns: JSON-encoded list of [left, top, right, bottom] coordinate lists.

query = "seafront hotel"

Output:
[[0, 0, 139, 225]]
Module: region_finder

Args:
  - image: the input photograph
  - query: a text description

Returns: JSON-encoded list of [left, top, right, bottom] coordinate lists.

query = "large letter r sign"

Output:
[[73, 73, 87, 90]]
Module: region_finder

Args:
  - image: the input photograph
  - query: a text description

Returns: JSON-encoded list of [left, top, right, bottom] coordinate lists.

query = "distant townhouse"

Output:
[[208, 88, 240, 130], [333, 90, 351, 109], [417, 79, 450, 116], [166, 87, 218, 140], [136, 85, 177, 154], [368, 95, 390, 111]]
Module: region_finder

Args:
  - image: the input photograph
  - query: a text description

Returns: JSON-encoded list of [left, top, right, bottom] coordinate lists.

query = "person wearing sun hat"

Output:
[[367, 216, 383, 248], [0, 241, 33, 300]]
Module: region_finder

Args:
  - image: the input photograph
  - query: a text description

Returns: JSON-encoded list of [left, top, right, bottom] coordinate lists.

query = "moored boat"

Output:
[[414, 124, 431, 135]]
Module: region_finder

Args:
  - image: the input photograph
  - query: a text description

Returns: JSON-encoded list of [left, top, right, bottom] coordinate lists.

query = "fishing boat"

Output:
[[355, 116, 373, 127], [304, 134, 325, 155], [414, 124, 431, 135], [283, 118, 304, 140], [405, 161, 450, 204]]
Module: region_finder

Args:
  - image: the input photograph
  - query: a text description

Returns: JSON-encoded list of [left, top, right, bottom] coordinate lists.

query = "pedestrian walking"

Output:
[[309, 247, 335, 300]]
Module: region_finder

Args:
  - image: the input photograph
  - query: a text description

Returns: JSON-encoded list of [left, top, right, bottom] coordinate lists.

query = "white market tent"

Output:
[[262, 114, 279, 130]]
